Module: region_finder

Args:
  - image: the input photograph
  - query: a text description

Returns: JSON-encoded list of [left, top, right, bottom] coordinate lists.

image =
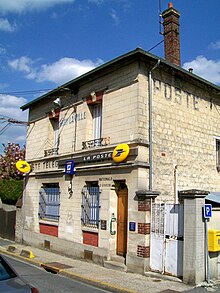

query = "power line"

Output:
[[0, 115, 28, 138], [0, 123, 11, 135], [8, 118, 28, 125], [148, 39, 164, 52], [0, 88, 52, 96], [0, 116, 28, 125]]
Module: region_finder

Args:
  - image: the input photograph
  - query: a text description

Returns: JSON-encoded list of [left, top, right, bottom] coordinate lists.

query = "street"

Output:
[[1, 238, 220, 293], [4, 255, 113, 293]]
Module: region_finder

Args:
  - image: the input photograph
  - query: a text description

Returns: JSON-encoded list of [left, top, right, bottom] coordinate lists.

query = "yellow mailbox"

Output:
[[208, 230, 220, 252]]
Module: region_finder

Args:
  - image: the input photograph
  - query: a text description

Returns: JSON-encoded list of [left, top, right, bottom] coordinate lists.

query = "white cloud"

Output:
[[9, 56, 104, 85], [37, 57, 103, 84], [8, 56, 37, 79], [0, 94, 28, 150], [9, 56, 33, 72], [183, 56, 220, 85], [0, 94, 27, 120], [0, 94, 27, 106], [0, 18, 17, 32], [209, 41, 220, 50], [0, 0, 75, 13], [110, 9, 119, 25]]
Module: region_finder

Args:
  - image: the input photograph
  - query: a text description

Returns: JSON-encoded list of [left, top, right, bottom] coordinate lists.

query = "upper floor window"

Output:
[[81, 91, 109, 150], [51, 117, 59, 149], [45, 109, 60, 157], [92, 103, 102, 140]]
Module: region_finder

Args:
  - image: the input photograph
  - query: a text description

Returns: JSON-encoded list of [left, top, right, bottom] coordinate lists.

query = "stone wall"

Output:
[[22, 55, 220, 279], [26, 61, 140, 161], [148, 74, 220, 201]]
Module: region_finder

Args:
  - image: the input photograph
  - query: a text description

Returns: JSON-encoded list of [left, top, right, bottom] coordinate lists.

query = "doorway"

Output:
[[116, 182, 128, 257]]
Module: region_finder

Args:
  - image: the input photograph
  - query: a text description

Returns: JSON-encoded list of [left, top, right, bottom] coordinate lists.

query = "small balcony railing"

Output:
[[82, 137, 110, 150], [44, 148, 59, 157]]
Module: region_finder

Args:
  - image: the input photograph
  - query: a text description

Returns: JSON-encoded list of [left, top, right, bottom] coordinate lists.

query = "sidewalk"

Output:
[[0, 238, 208, 293]]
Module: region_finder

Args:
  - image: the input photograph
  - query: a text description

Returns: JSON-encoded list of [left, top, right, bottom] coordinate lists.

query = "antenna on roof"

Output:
[[159, 0, 163, 35]]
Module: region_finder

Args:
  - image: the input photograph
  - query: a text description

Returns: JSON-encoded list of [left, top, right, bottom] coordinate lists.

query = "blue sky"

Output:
[[0, 0, 220, 153]]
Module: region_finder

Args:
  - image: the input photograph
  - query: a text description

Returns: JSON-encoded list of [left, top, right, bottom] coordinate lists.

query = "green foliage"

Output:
[[0, 179, 23, 205], [0, 143, 25, 204]]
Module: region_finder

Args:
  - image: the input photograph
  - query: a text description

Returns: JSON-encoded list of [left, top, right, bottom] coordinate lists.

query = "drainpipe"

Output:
[[174, 165, 178, 204], [148, 60, 160, 191]]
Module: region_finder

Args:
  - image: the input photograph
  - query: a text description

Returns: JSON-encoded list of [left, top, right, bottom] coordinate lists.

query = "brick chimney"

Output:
[[162, 2, 181, 66]]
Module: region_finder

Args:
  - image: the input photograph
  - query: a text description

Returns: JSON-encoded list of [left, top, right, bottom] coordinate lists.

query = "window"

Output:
[[81, 182, 100, 228], [82, 91, 104, 149], [51, 117, 59, 149], [39, 183, 60, 221], [92, 103, 102, 140], [217, 140, 220, 171], [45, 110, 60, 156]]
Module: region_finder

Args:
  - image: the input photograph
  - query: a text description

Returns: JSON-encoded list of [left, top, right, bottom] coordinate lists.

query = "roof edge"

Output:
[[21, 47, 220, 111]]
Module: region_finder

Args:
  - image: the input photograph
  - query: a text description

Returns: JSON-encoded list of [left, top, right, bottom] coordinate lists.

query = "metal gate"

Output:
[[150, 203, 184, 277]]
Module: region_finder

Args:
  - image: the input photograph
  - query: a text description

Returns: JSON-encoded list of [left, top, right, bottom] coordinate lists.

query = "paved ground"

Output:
[[0, 238, 219, 293]]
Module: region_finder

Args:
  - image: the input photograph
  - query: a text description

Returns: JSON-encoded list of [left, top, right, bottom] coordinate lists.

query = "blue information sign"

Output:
[[129, 222, 136, 232], [65, 160, 75, 175], [204, 204, 212, 219]]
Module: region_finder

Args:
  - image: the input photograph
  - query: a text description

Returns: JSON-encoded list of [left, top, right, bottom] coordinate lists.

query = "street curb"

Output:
[[0, 247, 138, 293], [0, 247, 43, 267]]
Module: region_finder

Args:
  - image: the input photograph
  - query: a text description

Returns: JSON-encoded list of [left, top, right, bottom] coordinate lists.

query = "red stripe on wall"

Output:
[[39, 224, 58, 237], [83, 231, 98, 247]]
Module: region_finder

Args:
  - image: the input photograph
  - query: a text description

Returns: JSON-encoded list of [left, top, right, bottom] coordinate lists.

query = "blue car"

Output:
[[0, 254, 40, 292]]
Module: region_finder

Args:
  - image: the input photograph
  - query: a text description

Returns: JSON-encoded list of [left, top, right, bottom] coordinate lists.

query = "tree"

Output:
[[0, 143, 25, 204], [0, 143, 25, 180]]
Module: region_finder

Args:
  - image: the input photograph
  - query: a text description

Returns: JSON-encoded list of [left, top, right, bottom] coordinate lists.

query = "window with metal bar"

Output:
[[81, 184, 100, 228], [39, 184, 60, 221]]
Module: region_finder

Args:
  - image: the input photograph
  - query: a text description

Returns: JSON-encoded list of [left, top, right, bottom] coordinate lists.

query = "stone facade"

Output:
[[20, 48, 220, 278], [152, 74, 220, 199]]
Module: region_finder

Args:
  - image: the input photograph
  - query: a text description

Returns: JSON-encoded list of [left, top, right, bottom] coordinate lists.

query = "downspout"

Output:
[[174, 164, 178, 204], [148, 60, 160, 191]]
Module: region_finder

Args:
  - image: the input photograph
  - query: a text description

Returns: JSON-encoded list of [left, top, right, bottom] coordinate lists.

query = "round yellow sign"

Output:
[[16, 160, 31, 173], [112, 144, 130, 163]]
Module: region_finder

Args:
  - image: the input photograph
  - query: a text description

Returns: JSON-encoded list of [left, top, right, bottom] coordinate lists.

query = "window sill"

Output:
[[39, 219, 59, 226], [82, 226, 99, 233]]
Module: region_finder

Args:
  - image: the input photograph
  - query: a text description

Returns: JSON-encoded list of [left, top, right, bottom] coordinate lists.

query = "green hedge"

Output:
[[0, 179, 23, 205]]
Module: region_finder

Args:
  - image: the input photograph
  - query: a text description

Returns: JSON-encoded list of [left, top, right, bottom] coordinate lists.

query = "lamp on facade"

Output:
[[53, 97, 62, 108], [90, 91, 97, 102]]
